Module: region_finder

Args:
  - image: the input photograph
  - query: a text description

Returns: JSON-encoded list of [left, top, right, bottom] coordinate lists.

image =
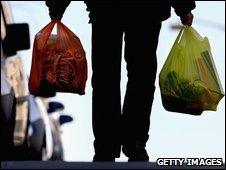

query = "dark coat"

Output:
[[85, 1, 195, 22], [46, 1, 196, 23]]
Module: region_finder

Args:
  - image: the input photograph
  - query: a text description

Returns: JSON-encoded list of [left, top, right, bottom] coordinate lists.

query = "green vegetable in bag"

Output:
[[159, 26, 224, 115]]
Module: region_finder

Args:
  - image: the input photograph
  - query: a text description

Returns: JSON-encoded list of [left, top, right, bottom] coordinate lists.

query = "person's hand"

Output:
[[49, 9, 64, 20], [180, 12, 194, 26], [45, 1, 70, 21], [47, 6, 66, 20]]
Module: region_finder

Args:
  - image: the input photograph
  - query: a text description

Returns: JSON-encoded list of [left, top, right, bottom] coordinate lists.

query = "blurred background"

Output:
[[1, 1, 225, 162]]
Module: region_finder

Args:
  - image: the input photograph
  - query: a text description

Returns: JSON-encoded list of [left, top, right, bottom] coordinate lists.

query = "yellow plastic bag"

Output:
[[159, 26, 224, 115]]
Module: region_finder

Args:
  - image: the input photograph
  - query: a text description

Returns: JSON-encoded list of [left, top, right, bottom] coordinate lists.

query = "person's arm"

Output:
[[45, 0, 71, 20], [171, 0, 196, 26]]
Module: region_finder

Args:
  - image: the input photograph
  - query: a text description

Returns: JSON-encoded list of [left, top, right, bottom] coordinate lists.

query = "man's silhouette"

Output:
[[46, 0, 195, 161]]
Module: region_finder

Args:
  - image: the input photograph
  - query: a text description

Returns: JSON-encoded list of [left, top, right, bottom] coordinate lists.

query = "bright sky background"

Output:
[[9, 1, 225, 162]]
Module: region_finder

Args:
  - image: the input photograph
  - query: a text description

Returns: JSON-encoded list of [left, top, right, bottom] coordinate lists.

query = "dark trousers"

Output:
[[91, 14, 161, 158]]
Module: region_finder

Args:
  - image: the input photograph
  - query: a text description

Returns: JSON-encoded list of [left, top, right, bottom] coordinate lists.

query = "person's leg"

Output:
[[91, 20, 123, 161], [122, 20, 162, 161]]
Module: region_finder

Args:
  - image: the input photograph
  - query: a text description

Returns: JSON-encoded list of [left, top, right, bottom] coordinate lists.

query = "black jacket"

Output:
[[46, 1, 196, 22]]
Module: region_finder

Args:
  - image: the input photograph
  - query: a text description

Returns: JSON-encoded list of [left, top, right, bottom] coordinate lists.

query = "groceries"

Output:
[[159, 26, 224, 115], [29, 20, 87, 97], [39, 34, 87, 95], [161, 71, 205, 115]]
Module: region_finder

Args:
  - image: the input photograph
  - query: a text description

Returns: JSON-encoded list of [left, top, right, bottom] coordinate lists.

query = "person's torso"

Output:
[[84, 1, 172, 23]]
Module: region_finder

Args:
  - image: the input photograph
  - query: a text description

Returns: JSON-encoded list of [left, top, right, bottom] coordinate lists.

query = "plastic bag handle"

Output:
[[37, 20, 59, 50], [56, 21, 85, 54], [176, 25, 188, 44]]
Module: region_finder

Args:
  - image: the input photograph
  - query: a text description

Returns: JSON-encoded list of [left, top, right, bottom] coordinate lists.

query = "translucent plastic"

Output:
[[159, 26, 224, 115], [29, 20, 87, 96]]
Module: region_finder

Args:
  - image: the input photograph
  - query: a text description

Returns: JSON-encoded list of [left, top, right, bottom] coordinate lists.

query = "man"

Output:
[[45, 0, 195, 162]]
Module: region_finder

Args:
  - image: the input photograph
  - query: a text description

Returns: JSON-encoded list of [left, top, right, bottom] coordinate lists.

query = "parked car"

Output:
[[1, 2, 73, 161], [1, 1, 30, 160], [27, 98, 73, 160], [47, 101, 73, 160]]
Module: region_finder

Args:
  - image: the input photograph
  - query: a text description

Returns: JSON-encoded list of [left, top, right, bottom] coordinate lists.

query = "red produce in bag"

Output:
[[29, 20, 87, 96]]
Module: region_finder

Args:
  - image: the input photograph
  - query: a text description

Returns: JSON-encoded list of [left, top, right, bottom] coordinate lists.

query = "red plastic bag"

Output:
[[29, 20, 87, 96]]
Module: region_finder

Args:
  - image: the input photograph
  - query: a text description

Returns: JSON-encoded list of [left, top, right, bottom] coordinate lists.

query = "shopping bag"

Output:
[[29, 20, 87, 97], [159, 26, 224, 115]]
